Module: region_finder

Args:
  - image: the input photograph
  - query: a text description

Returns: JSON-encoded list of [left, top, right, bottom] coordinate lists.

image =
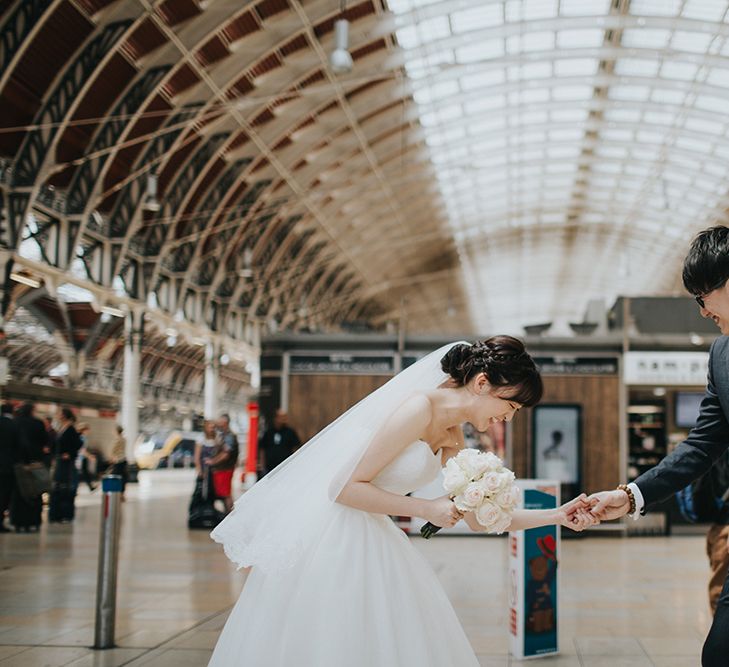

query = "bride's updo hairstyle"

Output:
[[440, 336, 543, 407]]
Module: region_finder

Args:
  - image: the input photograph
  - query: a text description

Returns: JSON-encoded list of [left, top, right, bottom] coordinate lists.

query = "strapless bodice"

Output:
[[371, 440, 442, 496]]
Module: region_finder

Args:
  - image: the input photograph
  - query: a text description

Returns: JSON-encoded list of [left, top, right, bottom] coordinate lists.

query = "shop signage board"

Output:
[[535, 357, 618, 375], [509, 480, 560, 660], [624, 351, 709, 386], [289, 354, 394, 374]]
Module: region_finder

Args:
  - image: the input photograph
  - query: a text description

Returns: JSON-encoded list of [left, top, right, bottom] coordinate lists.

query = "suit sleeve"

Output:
[[635, 339, 729, 510]]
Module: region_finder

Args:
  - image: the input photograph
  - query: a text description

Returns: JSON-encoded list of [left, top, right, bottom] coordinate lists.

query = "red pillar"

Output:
[[243, 402, 259, 486]]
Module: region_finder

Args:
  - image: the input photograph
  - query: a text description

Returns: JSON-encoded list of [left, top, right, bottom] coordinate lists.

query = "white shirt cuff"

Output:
[[627, 482, 644, 520]]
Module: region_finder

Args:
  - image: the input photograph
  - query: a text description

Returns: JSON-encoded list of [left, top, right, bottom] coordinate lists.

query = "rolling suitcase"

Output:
[[188, 467, 224, 529]]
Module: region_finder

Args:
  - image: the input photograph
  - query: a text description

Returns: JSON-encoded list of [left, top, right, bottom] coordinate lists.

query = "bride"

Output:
[[209, 337, 595, 666]]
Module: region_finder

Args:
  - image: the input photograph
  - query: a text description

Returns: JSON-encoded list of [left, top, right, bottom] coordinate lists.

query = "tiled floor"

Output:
[[0, 469, 714, 666]]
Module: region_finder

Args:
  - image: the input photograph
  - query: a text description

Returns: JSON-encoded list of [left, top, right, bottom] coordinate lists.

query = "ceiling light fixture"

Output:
[[329, 1, 353, 75], [142, 173, 161, 212]]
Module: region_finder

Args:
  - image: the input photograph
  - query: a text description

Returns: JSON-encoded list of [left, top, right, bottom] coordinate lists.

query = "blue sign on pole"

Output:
[[101, 476, 123, 493]]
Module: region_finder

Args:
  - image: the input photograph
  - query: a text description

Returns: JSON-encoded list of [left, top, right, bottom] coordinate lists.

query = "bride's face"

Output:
[[470, 375, 522, 431]]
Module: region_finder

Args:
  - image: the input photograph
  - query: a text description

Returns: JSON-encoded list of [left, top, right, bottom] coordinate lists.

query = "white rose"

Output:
[[475, 500, 502, 528], [456, 448, 484, 479], [489, 511, 513, 535], [443, 459, 470, 494], [453, 493, 470, 513], [481, 451, 502, 472], [496, 469, 515, 491], [494, 488, 513, 508], [462, 482, 485, 509], [507, 484, 521, 507], [480, 471, 503, 495]]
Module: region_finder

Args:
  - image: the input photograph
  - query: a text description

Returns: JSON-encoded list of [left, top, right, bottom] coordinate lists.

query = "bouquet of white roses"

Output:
[[420, 449, 520, 539]]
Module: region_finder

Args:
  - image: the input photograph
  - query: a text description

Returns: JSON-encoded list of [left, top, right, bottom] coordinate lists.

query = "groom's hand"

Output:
[[588, 490, 631, 521]]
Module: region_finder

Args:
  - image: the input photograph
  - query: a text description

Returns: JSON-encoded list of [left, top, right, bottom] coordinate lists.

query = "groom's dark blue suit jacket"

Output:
[[636, 336, 729, 509]]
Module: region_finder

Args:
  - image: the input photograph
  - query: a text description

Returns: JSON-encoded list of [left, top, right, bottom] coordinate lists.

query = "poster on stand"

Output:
[[509, 480, 560, 660]]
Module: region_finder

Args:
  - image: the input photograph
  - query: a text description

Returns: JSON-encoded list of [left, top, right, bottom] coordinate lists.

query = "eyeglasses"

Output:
[[695, 277, 729, 309]]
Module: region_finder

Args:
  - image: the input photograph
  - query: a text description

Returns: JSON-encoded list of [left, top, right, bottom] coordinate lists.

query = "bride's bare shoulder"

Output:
[[397, 392, 434, 420]]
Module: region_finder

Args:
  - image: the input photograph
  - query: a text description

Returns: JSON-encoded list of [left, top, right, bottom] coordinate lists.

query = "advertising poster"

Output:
[[509, 481, 559, 660]]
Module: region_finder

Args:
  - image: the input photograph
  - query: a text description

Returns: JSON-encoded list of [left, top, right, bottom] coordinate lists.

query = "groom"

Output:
[[589, 225, 729, 667]]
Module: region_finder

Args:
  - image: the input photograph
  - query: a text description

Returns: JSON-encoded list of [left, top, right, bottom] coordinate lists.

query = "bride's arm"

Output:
[[336, 395, 459, 527], [460, 496, 596, 533]]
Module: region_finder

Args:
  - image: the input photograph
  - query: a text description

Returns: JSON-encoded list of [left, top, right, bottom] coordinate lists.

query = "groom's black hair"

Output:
[[683, 225, 729, 297]]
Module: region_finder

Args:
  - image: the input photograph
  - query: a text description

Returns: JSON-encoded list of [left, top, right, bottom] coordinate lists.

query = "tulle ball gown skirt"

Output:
[[208, 504, 479, 666]]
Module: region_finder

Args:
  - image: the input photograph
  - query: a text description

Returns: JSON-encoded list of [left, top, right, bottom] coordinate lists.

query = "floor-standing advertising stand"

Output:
[[509, 480, 560, 660]]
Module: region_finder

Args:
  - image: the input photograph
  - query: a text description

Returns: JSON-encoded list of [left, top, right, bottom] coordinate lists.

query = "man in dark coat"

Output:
[[11, 402, 48, 531], [259, 409, 301, 476], [0, 403, 20, 532], [590, 225, 729, 667]]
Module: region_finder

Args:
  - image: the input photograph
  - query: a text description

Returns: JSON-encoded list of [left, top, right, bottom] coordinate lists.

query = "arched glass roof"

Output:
[[388, 0, 729, 331]]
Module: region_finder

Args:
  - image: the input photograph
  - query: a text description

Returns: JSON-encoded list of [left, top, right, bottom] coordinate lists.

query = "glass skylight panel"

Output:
[[464, 94, 505, 114], [672, 31, 716, 54], [423, 125, 466, 146], [609, 84, 651, 102], [510, 62, 552, 80], [413, 79, 459, 104], [451, 5, 503, 34], [675, 136, 713, 153], [630, 0, 682, 17], [663, 168, 693, 185], [549, 128, 583, 142], [509, 87, 550, 105], [554, 58, 599, 77], [461, 69, 505, 91], [550, 108, 589, 123], [504, 0, 558, 22], [681, 0, 727, 21], [635, 129, 665, 144], [706, 67, 729, 87], [561, 0, 611, 16], [643, 110, 678, 126], [456, 39, 503, 64], [622, 28, 671, 49], [695, 93, 727, 112], [624, 163, 651, 178], [596, 145, 629, 159], [552, 84, 595, 101], [468, 116, 506, 134], [604, 107, 642, 122], [704, 160, 729, 177], [601, 128, 633, 142], [517, 109, 549, 124], [715, 144, 729, 159], [556, 29, 605, 49], [650, 88, 687, 105], [613, 58, 659, 79], [660, 61, 701, 81], [506, 31, 555, 54]]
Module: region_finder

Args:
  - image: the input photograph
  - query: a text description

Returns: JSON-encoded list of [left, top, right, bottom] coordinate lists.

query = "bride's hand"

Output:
[[423, 495, 463, 528], [556, 494, 600, 532]]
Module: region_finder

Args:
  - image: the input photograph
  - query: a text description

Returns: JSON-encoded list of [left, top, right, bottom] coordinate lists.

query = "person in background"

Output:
[[76, 422, 97, 492], [704, 451, 729, 614], [48, 408, 83, 523], [0, 403, 20, 532], [194, 420, 220, 482], [258, 409, 301, 477], [43, 416, 57, 469], [110, 425, 128, 501], [12, 402, 48, 531], [210, 414, 239, 513]]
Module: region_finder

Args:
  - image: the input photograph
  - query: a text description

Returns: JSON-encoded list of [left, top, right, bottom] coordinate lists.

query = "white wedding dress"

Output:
[[208, 439, 480, 666]]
